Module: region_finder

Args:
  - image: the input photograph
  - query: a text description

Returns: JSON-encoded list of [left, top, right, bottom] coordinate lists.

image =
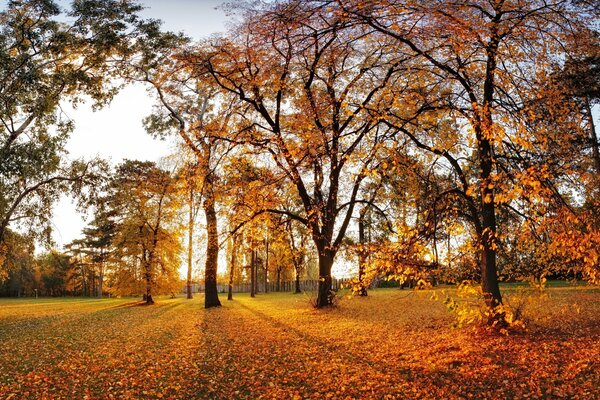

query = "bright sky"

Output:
[[49, 0, 231, 248]]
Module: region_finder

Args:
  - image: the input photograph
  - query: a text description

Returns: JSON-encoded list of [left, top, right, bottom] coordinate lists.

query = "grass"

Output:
[[0, 286, 599, 399]]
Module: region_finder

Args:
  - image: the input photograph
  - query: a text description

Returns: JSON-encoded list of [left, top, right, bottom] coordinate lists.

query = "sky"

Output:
[[49, 0, 231, 248]]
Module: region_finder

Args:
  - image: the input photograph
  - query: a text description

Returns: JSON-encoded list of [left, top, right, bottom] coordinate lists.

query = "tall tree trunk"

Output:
[[254, 249, 260, 294], [187, 190, 194, 299], [228, 234, 237, 301], [250, 248, 256, 298], [264, 237, 269, 293], [478, 129, 502, 309], [203, 182, 221, 308], [357, 209, 368, 296], [479, 27, 503, 311], [97, 248, 104, 298], [316, 248, 334, 307]]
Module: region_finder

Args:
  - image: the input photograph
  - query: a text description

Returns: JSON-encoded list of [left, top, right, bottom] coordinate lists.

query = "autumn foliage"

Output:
[[1, 0, 600, 397], [0, 287, 599, 399]]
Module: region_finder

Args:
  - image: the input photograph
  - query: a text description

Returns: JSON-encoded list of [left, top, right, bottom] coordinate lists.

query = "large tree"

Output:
[[0, 0, 142, 247], [340, 0, 595, 313], [203, 2, 397, 307]]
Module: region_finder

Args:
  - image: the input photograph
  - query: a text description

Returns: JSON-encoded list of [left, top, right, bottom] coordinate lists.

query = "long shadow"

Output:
[[108, 300, 146, 309], [232, 300, 600, 398], [235, 301, 416, 377]]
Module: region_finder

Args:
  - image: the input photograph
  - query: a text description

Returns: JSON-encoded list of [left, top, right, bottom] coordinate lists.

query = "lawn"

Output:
[[0, 286, 599, 399]]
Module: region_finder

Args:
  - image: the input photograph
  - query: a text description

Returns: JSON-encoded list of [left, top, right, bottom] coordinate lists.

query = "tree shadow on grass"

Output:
[[225, 300, 600, 399]]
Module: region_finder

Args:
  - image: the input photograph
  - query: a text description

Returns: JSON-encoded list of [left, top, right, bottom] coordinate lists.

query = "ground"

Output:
[[0, 285, 599, 399]]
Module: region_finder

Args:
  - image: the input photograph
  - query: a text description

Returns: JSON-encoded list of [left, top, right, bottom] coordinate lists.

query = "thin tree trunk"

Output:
[[250, 248, 256, 298], [254, 249, 260, 294], [97, 249, 104, 298], [288, 222, 303, 294], [357, 209, 368, 296], [187, 190, 194, 299], [203, 182, 221, 308], [98, 265, 103, 298], [264, 237, 269, 293], [228, 234, 237, 301]]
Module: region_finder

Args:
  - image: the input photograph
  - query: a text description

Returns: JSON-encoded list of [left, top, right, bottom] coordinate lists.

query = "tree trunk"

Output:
[[478, 30, 503, 312], [264, 237, 269, 293], [357, 211, 368, 296], [203, 185, 221, 309], [295, 268, 301, 294], [144, 264, 154, 305], [91, 273, 95, 297], [478, 133, 502, 309], [276, 267, 281, 292], [228, 234, 237, 301], [187, 190, 194, 299], [97, 260, 104, 298], [250, 249, 256, 298], [316, 249, 334, 307], [254, 249, 260, 294]]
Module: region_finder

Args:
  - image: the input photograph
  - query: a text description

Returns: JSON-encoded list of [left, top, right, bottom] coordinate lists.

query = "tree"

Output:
[[175, 157, 202, 300], [39, 250, 72, 297], [0, 230, 36, 297], [559, 34, 600, 177], [126, 28, 245, 308], [227, 231, 239, 300], [285, 218, 307, 294], [72, 198, 117, 297], [110, 160, 182, 304], [341, 0, 595, 314], [204, 2, 397, 307], [0, 0, 141, 247]]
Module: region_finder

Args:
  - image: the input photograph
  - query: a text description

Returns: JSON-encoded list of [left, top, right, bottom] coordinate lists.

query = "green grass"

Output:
[[0, 287, 599, 399]]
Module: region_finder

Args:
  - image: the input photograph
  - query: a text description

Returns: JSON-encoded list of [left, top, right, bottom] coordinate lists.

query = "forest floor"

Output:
[[0, 285, 599, 399]]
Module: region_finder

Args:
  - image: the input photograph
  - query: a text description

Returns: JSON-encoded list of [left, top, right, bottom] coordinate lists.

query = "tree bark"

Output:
[[250, 248, 256, 298], [477, 112, 503, 309], [478, 18, 503, 311], [294, 268, 301, 294], [228, 234, 237, 301], [203, 181, 221, 308], [98, 257, 104, 299], [276, 267, 281, 292], [187, 190, 194, 299], [254, 249, 260, 294], [264, 237, 269, 293], [357, 209, 368, 296], [144, 265, 154, 304], [477, 121, 502, 309], [316, 248, 334, 307]]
